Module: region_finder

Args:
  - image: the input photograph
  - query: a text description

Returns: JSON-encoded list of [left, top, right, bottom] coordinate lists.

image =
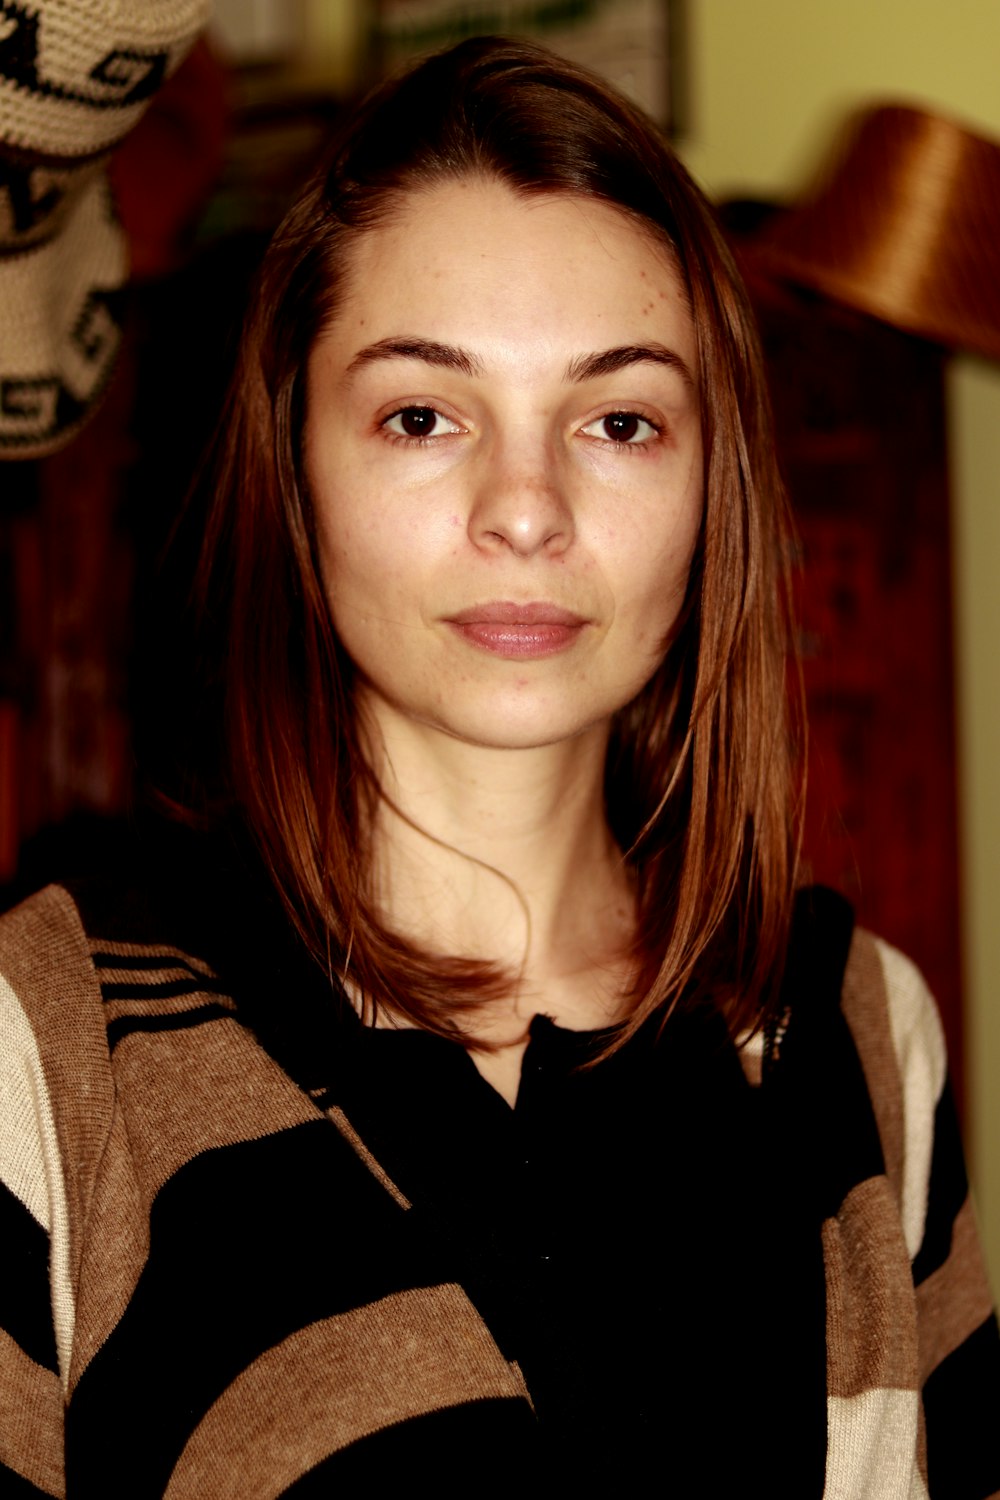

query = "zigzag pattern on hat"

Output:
[[0, 0, 209, 457], [0, 170, 124, 454], [0, 0, 210, 157]]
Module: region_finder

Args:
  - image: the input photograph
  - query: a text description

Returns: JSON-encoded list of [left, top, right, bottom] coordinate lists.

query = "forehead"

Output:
[[318, 178, 697, 377]]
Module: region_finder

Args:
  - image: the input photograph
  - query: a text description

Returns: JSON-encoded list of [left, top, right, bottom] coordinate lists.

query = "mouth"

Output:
[[445, 600, 589, 658]]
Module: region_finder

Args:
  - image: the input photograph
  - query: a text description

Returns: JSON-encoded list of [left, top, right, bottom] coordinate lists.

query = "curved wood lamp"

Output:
[[753, 103, 1000, 361]]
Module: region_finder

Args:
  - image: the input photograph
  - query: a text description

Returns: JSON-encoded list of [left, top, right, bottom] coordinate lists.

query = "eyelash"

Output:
[[380, 406, 462, 446], [580, 411, 663, 450], [378, 405, 664, 451]]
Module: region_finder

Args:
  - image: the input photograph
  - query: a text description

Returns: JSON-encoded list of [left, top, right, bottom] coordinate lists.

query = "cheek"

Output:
[[620, 497, 701, 625], [313, 473, 387, 592], [316, 503, 438, 650], [313, 458, 455, 583]]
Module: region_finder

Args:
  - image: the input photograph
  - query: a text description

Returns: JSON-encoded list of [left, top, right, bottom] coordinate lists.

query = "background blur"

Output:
[[2, 0, 999, 1292], [678, 0, 1000, 1303]]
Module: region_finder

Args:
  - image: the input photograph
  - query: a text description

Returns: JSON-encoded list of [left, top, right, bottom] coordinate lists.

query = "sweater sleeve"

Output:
[[873, 938, 1000, 1500], [0, 967, 69, 1498], [0, 884, 114, 1500]]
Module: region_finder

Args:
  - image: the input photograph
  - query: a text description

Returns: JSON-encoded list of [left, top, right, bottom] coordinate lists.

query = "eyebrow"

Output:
[[345, 336, 694, 387], [347, 337, 483, 378], [566, 342, 695, 387]]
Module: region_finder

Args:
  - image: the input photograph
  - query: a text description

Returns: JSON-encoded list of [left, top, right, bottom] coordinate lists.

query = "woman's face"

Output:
[[305, 178, 703, 754]]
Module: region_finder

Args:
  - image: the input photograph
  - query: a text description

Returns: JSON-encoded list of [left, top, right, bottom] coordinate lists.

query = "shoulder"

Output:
[[779, 890, 947, 1159], [0, 867, 236, 1278], [0, 883, 112, 1165], [775, 891, 956, 1265], [0, 865, 321, 1377], [843, 927, 946, 1107], [837, 934, 1000, 1494], [839, 927, 947, 1255], [0, 871, 231, 1085], [0, 880, 101, 1011], [0, 883, 114, 1391]]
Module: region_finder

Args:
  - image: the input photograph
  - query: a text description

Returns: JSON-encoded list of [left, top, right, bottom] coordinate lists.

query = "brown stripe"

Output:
[[0, 1325, 65, 1499], [66, 1106, 147, 1393], [108, 1020, 319, 1213], [68, 1016, 325, 1390], [823, 1176, 919, 1397], [0, 890, 115, 1326], [90, 942, 217, 978], [915, 1194, 995, 1382], [326, 1106, 411, 1209], [102, 991, 237, 1028], [841, 929, 905, 1203], [163, 1284, 531, 1500]]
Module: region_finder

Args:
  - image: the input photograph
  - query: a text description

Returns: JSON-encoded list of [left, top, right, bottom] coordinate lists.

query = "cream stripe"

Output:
[[824, 1389, 927, 1499], [735, 1027, 765, 1086], [0, 974, 74, 1389], [874, 939, 948, 1259]]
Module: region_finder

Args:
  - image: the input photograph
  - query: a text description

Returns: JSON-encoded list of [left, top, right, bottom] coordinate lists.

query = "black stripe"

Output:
[[0, 1457, 58, 1498], [0, 1179, 59, 1373], [100, 977, 229, 1002], [924, 1313, 1000, 1498], [91, 952, 214, 976], [284, 1399, 539, 1493], [911, 1081, 968, 1285], [106, 1003, 235, 1051], [66, 1121, 421, 1499]]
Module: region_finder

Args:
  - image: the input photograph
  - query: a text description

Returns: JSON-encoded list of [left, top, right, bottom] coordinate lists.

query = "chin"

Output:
[[422, 693, 621, 753]]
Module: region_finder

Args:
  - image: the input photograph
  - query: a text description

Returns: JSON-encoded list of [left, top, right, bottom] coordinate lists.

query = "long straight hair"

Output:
[[197, 36, 803, 1049]]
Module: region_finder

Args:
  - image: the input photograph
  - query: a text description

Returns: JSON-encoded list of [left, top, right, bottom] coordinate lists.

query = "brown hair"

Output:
[[198, 35, 802, 1048]]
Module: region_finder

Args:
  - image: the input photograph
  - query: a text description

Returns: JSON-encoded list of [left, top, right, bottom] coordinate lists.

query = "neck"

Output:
[[359, 693, 636, 1038]]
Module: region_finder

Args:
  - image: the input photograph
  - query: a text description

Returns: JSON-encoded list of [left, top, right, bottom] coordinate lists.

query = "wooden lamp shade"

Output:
[[753, 103, 1000, 361]]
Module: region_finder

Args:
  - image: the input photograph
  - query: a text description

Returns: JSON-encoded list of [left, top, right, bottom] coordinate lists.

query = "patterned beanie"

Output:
[[0, 0, 210, 459]]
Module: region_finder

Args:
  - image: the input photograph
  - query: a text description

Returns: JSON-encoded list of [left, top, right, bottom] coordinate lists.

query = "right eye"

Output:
[[382, 406, 462, 440]]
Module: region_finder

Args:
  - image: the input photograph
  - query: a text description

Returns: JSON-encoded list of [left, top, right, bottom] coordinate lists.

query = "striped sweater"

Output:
[[0, 878, 997, 1497]]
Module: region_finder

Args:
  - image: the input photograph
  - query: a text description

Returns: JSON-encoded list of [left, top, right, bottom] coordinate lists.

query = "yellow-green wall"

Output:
[[676, 0, 1000, 1294]]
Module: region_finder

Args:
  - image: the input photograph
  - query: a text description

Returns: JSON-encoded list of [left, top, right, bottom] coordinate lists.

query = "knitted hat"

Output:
[[0, 0, 210, 459]]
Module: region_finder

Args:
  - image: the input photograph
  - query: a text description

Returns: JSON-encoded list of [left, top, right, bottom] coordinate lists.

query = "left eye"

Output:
[[581, 411, 659, 444], [383, 406, 462, 439]]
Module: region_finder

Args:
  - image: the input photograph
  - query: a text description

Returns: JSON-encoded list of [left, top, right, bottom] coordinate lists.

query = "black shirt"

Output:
[[329, 1004, 828, 1492]]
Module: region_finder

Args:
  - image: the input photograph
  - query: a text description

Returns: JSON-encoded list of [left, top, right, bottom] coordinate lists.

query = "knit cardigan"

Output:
[[0, 879, 997, 1498]]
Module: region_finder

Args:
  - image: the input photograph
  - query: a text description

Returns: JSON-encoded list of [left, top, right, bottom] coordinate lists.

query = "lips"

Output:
[[445, 600, 589, 658]]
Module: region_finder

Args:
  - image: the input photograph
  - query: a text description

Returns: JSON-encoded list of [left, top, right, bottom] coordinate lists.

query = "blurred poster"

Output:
[[375, 0, 676, 128], [212, 0, 305, 63]]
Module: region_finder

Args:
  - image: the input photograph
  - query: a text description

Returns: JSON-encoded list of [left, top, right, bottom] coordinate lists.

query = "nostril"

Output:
[[467, 462, 575, 558]]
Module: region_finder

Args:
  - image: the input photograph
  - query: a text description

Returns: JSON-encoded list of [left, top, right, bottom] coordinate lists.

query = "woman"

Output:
[[1, 36, 997, 1498]]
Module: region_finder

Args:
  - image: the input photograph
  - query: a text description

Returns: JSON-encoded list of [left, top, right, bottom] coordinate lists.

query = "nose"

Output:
[[467, 440, 574, 559]]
